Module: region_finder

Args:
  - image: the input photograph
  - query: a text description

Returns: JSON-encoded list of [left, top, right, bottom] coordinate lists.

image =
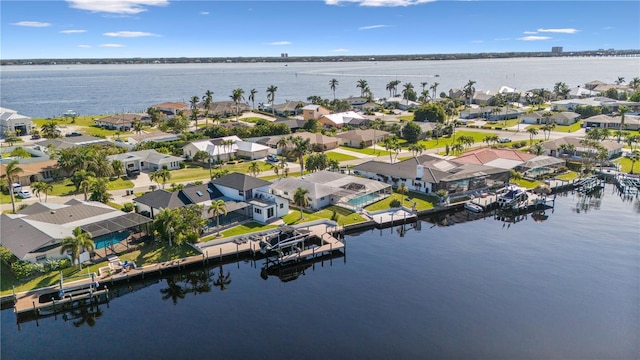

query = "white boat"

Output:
[[464, 202, 484, 213], [497, 186, 527, 207]]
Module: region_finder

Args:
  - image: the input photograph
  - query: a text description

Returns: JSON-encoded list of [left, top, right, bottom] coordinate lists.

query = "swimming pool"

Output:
[[93, 231, 130, 250], [347, 193, 379, 206]]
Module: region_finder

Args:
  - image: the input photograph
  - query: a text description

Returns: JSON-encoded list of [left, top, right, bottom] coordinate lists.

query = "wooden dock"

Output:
[[11, 221, 345, 317]]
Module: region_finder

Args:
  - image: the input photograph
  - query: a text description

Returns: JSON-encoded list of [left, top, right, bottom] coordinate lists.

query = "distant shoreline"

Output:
[[2, 49, 639, 66]]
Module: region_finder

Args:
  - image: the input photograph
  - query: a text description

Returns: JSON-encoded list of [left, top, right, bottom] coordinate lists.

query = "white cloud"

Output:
[[326, 0, 435, 7], [266, 41, 292, 46], [603, 26, 613, 30], [523, 31, 538, 35], [471, 40, 484, 44], [517, 36, 551, 41], [77, 44, 91, 48], [331, 49, 349, 52], [12, 21, 51, 27], [494, 38, 510, 41], [200, 11, 209, 15], [66, 0, 169, 14], [358, 24, 389, 30], [537, 28, 579, 34], [60, 29, 87, 34], [99, 43, 125, 47], [103, 31, 159, 37]]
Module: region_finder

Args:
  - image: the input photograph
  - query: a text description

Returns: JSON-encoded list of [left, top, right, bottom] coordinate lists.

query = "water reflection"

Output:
[[213, 265, 231, 291], [573, 188, 602, 213]]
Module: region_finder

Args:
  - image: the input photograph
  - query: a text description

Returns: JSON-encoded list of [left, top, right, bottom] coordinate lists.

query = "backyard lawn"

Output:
[[554, 171, 579, 181], [365, 190, 438, 212], [338, 146, 393, 156], [511, 178, 543, 189], [283, 205, 367, 226], [416, 130, 500, 150], [0, 242, 198, 296], [525, 120, 583, 133], [33, 116, 121, 138], [214, 222, 278, 239], [47, 177, 134, 196], [169, 161, 273, 182], [615, 157, 639, 174]]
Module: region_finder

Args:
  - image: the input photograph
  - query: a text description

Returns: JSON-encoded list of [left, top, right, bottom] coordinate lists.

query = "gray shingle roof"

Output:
[[181, 183, 223, 204], [211, 172, 271, 191], [133, 189, 190, 209], [0, 215, 55, 259]]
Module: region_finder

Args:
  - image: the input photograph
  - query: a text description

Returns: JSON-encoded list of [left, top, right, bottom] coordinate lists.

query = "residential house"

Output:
[[269, 170, 391, 210], [551, 97, 640, 113], [0, 159, 58, 186], [0, 107, 33, 137], [335, 129, 390, 148], [273, 118, 306, 132], [182, 135, 270, 162], [522, 111, 580, 125], [540, 137, 623, 159], [385, 97, 420, 110], [302, 105, 331, 121], [264, 101, 306, 117], [38, 135, 111, 150], [108, 149, 184, 176], [318, 111, 366, 128], [0, 200, 152, 263], [583, 114, 640, 131], [454, 148, 564, 176], [127, 131, 180, 146], [353, 154, 509, 195], [150, 102, 189, 116], [94, 113, 151, 131], [290, 132, 339, 151], [568, 87, 598, 99], [205, 101, 249, 117]]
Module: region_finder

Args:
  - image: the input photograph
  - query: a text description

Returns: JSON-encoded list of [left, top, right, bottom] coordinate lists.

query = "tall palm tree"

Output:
[[203, 90, 213, 128], [629, 77, 640, 91], [60, 227, 94, 270], [32, 181, 53, 203], [527, 127, 539, 146], [430, 82, 439, 100], [150, 168, 171, 189], [628, 150, 640, 174], [189, 95, 200, 129], [402, 82, 414, 101], [248, 88, 257, 110], [290, 136, 311, 176], [420, 81, 428, 93], [356, 79, 368, 97], [329, 78, 339, 100], [248, 161, 261, 177], [397, 183, 408, 206], [41, 120, 59, 139], [386, 81, 395, 98], [615, 76, 625, 85], [154, 208, 176, 247], [208, 199, 227, 236], [293, 187, 309, 220], [230, 88, 245, 122], [266, 85, 278, 116], [617, 106, 628, 143], [463, 80, 476, 107], [3, 160, 23, 213]]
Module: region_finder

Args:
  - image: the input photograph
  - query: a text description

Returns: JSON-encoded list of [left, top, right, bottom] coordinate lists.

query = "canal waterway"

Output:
[[2, 185, 638, 359]]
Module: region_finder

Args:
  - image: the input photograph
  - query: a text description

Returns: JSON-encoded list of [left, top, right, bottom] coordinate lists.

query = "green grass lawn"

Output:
[[338, 146, 393, 156], [0, 194, 22, 205], [213, 222, 278, 239], [365, 190, 438, 212], [416, 130, 500, 150], [615, 157, 639, 174], [282, 205, 367, 226], [0, 242, 198, 295], [512, 178, 543, 189], [325, 151, 358, 162], [398, 115, 414, 121], [33, 116, 122, 138], [555, 171, 579, 181], [46, 177, 134, 196], [170, 161, 272, 182], [525, 120, 583, 133]]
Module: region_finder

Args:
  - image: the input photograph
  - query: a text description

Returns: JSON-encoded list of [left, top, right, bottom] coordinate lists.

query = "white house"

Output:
[[318, 111, 366, 128], [182, 136, 270, 162], [108, 149, 184, 175], [0, 108, 33, 137]]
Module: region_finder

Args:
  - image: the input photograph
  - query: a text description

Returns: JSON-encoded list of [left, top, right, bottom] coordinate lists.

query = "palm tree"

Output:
[[154, 208, 176, 247], [290, 136, 311, 176], [3, 160, 23, 213], [615, 76, 625, 85], [408, 143, 425, 158], [60, 227, 94, 270], [402, 82, 414, 101], [133, 120, 143, 134], [248, 161, 261, 177], [527, 128, 539, 146], [386, 81, 395, 98], [629, 77, 640, 91], [41, 120, 59, 139], [10, 147, 30, 159], [203, 90, 213, 128], [230, 88, 245, 122], [397, 183, 408, 206], [430, 82, 439, 101], [463, 80, 476, 107], [277, 136, 289, 155], [248, 88, 257, 110], [293, 187, 309, 220], [628, 150, 640, 174], [420, 81, 428, 93], [150, 167, 171, 189], [189, 95, 200, 129], [31, 181, 53, 203], [267, 85, 278, 116], [356, 79, 368, 97], [208, 199, 227, 236], [617, 106, 628, 143], [111, 159, 124, 179], [329, 78, 339, 100]]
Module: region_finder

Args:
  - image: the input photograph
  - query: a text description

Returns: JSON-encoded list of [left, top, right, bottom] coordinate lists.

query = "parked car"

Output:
[[498, 138, 511, 143], [16, 189, 32, 199], [31, 134, 41, 140], [12, 183, 21, 192], [266, 154, 279, 163], [65, 132, 82, 137]]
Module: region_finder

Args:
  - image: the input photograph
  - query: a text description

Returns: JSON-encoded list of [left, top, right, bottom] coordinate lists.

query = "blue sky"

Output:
[[2, 1, 638, 59]]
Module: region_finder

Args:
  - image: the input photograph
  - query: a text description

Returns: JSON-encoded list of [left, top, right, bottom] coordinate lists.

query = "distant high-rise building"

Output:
[[281, 53, 288, 58], [551, 46, 563, 54]]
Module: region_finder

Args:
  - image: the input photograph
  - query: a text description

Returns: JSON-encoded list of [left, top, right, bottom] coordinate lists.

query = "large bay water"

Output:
[[2, 186, 639, 359], [1, 57, 638, 118]]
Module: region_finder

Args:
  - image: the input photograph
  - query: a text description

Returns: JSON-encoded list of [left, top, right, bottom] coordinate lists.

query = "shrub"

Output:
[[566, 161, 582, 172], [0, 246, 17, 265], [122, 203, 135, 213], [11, 261, 39, 279], [389, 199, 401, 208]]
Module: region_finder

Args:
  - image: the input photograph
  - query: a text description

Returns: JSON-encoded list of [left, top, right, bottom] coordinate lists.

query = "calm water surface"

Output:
[[1, 57, 638, 118], [2, 186, 638, 359]]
